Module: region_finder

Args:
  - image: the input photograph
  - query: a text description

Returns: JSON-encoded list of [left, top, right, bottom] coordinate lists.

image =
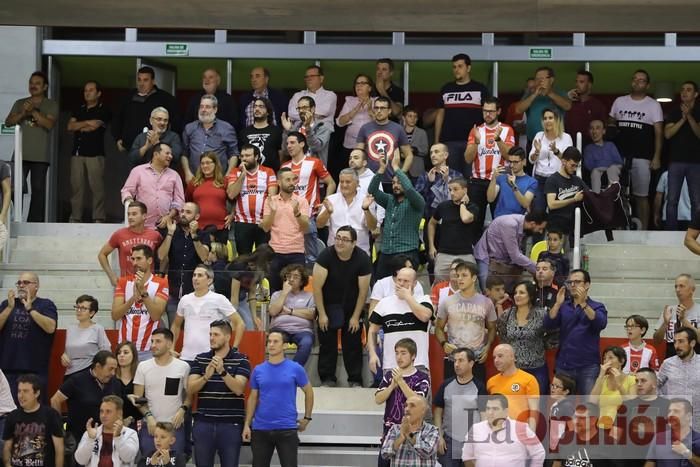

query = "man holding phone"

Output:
[[487, 146, 538, 219], [545, 147, 588, 238]]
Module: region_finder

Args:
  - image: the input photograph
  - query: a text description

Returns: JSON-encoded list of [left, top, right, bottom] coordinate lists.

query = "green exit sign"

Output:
[[166, 43, 189, 56], [529, 47, 553, 60], [0, 124, 15, 135]]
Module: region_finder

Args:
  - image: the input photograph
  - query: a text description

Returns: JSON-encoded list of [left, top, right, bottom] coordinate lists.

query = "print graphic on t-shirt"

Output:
[[558, 186, 581, 200], [564, 448, 592, 467], [12, 422, 47, 465], [366, 131, 397, 162], [442, 91, 482, 109], [244, 134, 269, 165]]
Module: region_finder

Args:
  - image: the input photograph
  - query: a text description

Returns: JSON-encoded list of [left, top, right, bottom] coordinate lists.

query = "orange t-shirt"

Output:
[[487, 369, 540, 423]]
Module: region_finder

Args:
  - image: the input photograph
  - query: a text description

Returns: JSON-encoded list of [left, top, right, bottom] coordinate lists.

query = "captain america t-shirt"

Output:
[[438, 81, 489, 142], [356, 120, 409, 180]]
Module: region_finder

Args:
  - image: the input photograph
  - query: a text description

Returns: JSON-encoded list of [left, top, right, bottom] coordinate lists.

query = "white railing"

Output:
[[123, 199, 131, 226], [13, 126, 22, 222], [573, 131, 583, 269]]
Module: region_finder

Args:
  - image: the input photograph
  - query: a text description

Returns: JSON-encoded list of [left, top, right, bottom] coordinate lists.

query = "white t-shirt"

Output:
[[370, 276, 425, 301], [655, 303, 700, 343], [177, 290, 236, 361], [528, 131, 574, 177], [134, 357, 190, 422]]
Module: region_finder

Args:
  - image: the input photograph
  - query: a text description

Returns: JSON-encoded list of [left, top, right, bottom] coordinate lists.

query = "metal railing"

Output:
[[123, 199, 130, 226], [573, 131, 583, 269]]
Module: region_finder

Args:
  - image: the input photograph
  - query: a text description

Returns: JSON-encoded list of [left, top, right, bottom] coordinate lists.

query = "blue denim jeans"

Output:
[[523, 363, 550, 395], [193, 418, 243, 467], [139, 424, 185, 456], [555, 363, 600, 396], [666, 162, 700, 230], [438, 436, 465, 467], [289, 332, 314, 366], [304, 217, 320, 265]]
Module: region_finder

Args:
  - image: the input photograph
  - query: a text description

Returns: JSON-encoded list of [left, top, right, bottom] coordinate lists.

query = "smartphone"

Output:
[[503, 166, 513, 176], [133, 397, 148, 406]]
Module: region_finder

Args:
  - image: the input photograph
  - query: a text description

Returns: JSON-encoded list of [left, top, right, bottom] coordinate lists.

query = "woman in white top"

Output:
[[335, 74, 376, 177], [528, 108, 573, 212], [61, 294, 111, 379]]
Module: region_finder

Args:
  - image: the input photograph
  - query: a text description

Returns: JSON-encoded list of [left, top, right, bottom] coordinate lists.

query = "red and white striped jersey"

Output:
[[281, 156, 330, 210], [467, 123, 516, 180], [430, 280, 457, 309], [228, 167, 278, 224], [623, 342, 660, 374], [115, 274, 169, 352]]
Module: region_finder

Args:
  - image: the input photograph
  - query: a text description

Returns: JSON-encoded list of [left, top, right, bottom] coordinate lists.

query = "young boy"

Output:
[[374, 338, 431, 467], [622, 314, 660, 374], [139, 422, 187, 467], [537, 230, 570, 285], [483, 275, 512, 317]]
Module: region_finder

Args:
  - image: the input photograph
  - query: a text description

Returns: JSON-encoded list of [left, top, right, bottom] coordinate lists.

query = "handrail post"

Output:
[[13, 125, 22, 221], [123, 199, 131, 226], [573, 207, 582, 269], [576, 131, 583, 178]]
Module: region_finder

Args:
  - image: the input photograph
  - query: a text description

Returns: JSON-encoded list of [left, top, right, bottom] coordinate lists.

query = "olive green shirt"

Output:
[[9, 97, 58, 163]]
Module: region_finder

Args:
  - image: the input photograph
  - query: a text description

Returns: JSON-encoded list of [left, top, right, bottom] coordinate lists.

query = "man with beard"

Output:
[[644, 399, 700, 467], [658, 327, 700, 430], [157, 202, 211, 326], [565, 70, 608, 147], [473, 212, 547, 292], [184, 68, 237, 127], [415, 143, 462, 220], [261, 168, 310, 292], [182, 94, 239, 182], [188, 319, 251, 467], [111, 244, 169, 361], [238, 97, 283, 171], [121, 142, 185, 229], [369, 151, 425, 280], [545, 147, 588, 237], [227, 144, 278, 255], [465, 97, 516, 232], [129, 106, 183, 168]]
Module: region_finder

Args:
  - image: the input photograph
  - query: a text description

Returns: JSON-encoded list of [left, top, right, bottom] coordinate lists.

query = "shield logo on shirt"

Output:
[[511, 383, 521, 392], [366, 131, 397, 162]]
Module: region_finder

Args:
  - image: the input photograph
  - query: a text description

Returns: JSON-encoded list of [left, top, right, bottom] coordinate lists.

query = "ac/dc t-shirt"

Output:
[[438, 81, 489, 142], [2, 406, 64, 467]]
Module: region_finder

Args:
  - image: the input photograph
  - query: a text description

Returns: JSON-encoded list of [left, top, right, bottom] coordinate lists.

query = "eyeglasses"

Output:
[[211, 319, 232, 329], [73, 305, 92, 312], [16, 280, 36, 286], [550, 383, 564, 389], [296, 105, 311, 111], [482, 109, 498, 114], [152, 117, 168, 122], [335, 236, 354, 243]]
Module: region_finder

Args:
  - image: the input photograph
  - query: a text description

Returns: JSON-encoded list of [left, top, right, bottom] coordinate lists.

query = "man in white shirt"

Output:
[[170, 264, 244, 362], [287, 65, 337, 132], [462, 394, 545, 467], [317, 168, 377, 255]]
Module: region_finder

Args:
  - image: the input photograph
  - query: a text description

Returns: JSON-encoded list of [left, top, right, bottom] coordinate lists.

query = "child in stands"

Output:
[[484, 275, 512, 317], [139, 422, 186, 467], [622, 314, 660, 374], [538, 230, 570, 285]]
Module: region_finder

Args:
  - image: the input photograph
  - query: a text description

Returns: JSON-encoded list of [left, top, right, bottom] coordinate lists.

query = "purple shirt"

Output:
[[376, 369, 431, 434], [473, 214, 536, 273], [121, 163, 185, 229]]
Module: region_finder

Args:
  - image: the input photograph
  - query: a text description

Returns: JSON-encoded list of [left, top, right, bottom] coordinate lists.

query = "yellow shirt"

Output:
[[598, 374, 636, 429]]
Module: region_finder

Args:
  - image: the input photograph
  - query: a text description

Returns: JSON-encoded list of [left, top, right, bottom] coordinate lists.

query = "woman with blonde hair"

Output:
[[529, 108, 573, 212], [185, 151, 232, 242]]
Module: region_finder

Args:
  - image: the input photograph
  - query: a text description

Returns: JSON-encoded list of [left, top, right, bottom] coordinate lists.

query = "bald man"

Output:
[[654, 273, 699, 358], [414, 143, 462, 219], [486, 344, 540, 431], [184, 68, 237, 127], [0, 272, 57, 403], [380, 395, 439, 466]]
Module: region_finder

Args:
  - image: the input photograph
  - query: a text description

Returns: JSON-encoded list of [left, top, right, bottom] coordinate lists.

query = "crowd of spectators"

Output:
[[0, 55, 699, 467]]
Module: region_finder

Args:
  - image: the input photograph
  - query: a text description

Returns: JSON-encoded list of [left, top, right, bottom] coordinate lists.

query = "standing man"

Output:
[[433, 348, 487, 467], [436, 261, 497, 383], [242, 330, 314, 467], [465, 97, 516, 231], [473, 212, 548, 292], [657, 326, 700, 430], [184, 68, 237, 127], [113, 66, 179, 153], [0, 272, 57, 402], [515, 66, 572, 146], [348, 148, 386, 225], [227, 144, 278, 255], [67, 79, 112, 223], [157, 202, 211, 325], [171, 264, 244, 362], [545, 147, 588, 237], [1, 374, 64, 467], [261, 168, 310, 292], [316, 168, 377, 256], [663, 81, 700, 230], [182, 94, 239, 180], [434, 54, 489, 177], [415, 143, 462, 220], [130, 328, 191, 456], [487, 146, 537, 219], [644, 398, 700, 467], [313, 226, 372, 387], [238, 97, 284, 172], [111, 244, 169, 361], [4, 71, 58, 222], [287, 65, 337, 131], [282, 96, 332, 166], [402, 107, 429, 177], [544, 269, 608, 396], [98, 201, 162, 286], [380, 396, 439, 467], [564, 70, 608, 146], [128, 107, 183, 168], [374, 58, 405, 119], [239, 66, 288, 128], [369, 154, 425, 280], [121, 142, 185, 229], [609, 69, 664, 230], [356, 97, 414, 182], [188, 319, 251, 467], [0, 369, 17, 459], [653, 273, 699, 358]]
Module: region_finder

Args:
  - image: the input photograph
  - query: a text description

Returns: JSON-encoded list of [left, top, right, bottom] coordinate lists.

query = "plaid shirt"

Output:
[[380, 421, 439, 466], [244, 89, 278, 128], [369, 169, 425, 254]]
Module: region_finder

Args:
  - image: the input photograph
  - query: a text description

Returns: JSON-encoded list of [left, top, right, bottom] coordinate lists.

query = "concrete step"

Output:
[[10, 249, 102, 264], [238, 446, 379, 467], [587, 257, 700, 280], [589, 281, 676, 298], [585, 243, 693, 260], [12, 235, 106, 251], [595, 296, 679, 317]]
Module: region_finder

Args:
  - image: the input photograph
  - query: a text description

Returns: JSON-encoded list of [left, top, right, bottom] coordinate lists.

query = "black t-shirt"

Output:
[[432, 200, 480, 254], [614, 397, 670, 446], [315, 246, 372, 313], [437, 80, 489, 141], [544, 172, 588, 234], [138, 450, 187, 467], [157, 226, 212, 297], [117, 377, 141, 427], [71, 103, 113, 157], [2, 406, 64, 467], [666, 107, 700, 164], [691, 212, 700, 230], [59, 370, 117, 439], [372, 83, 405, 122], [554, 430, 617, 467], [238, 124, 283, 172]]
